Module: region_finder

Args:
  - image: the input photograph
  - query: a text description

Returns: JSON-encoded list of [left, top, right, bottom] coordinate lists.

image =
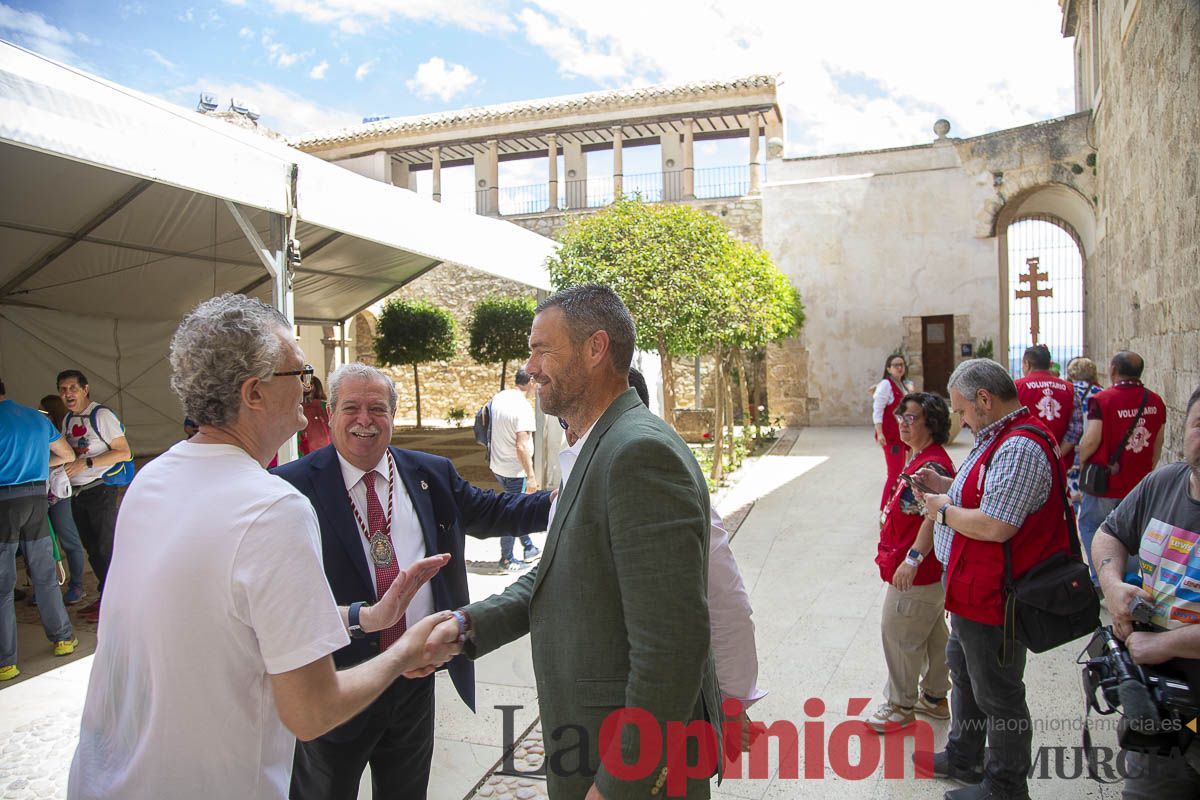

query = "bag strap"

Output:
[[1081, 705, 1121, 784], [88, 405, 112, 448], [1106, 388, 1149, 468]]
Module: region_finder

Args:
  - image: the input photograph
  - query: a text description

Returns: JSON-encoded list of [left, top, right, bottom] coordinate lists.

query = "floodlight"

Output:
[[197, 92, 219, 113], [244, 105, 261, 121], [230, 98, 250, 115]]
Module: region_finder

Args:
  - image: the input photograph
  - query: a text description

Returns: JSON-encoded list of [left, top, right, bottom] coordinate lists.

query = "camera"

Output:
[[1081, 625, 1200, 755]]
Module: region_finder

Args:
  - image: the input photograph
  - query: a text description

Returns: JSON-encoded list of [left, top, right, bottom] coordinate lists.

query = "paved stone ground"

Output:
[[0, 427, 1126, 799]]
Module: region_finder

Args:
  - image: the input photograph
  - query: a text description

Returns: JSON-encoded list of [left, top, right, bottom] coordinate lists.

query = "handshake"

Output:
[[360, 554, 472, 679]]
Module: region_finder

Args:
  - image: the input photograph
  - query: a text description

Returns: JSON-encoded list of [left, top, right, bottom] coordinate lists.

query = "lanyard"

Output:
[[347, 453, 395, 542]]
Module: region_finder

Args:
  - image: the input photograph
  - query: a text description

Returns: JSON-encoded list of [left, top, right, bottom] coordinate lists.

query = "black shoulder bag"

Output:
[[1001, 424, 1101, 655], [1080, 389, 1148, 497]]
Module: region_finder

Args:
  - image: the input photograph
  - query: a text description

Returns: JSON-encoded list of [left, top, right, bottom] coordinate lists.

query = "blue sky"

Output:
[[3, 0, 1076, 158]]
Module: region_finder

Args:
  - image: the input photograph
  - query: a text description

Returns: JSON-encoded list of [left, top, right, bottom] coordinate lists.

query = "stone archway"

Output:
[[992, 183, 1096, 371]]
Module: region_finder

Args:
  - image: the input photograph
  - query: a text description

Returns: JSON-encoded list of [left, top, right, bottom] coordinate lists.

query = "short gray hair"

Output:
[[947, 358, 1018, 402], [536, 284, 636, 372], [328, 363, 397, 414], [169, 293, 290, 426]]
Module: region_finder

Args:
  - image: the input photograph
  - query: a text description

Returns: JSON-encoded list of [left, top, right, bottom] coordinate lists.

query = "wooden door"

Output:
[[921, 315, 954, 397]]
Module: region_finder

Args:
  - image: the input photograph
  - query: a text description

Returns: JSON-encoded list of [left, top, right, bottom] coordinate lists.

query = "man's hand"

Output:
[[64, 457, 88, 478], [920, 493, 950, 522], [360, 554, 450, 634], [1103, 579, 1152, 641], [914, 466, 952, 494], [584, 783, 607, 800], [399, 613, 464, 678], [525, 478, 540, 493], [892, 562, 917, 592], [1125, 631, 1174, 665]]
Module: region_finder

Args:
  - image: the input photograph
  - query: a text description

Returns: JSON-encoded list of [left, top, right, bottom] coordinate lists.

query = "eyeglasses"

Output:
[[894, 413, 921, 424], [273, 364, 314, 389], [888, 362, 905, 369]]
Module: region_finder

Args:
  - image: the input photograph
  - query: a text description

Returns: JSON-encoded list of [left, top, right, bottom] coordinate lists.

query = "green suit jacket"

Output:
[[465, 389, 720, 799]]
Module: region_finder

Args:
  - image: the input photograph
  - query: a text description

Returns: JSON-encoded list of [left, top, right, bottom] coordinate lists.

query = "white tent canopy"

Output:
[[0, 42, 554, 455]]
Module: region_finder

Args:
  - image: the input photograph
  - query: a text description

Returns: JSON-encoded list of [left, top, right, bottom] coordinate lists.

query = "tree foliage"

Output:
[[468, 296, 536, 389], [374, 299, 457, 428]]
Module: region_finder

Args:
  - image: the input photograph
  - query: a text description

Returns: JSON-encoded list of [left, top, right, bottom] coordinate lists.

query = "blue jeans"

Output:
[[49, 498, 85, 592], [945, 614, 1032, 795], [1079, 494, 1121, 583], [494, 474, 534, 563], [1, 494, 73, 667]]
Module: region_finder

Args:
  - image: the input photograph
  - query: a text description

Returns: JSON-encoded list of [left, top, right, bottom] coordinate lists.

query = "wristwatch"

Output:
[[937, 503, 952, 526], [348, 601, 368, 639]]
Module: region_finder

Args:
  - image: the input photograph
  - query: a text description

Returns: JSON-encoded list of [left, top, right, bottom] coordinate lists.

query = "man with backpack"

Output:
[[483, 368, 540, 571], [57, 369, 132, 621]]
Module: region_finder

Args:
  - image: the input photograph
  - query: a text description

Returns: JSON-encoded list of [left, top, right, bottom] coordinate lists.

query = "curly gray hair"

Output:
[[169, 293, 291, 427], [328, 363, 397, 414]]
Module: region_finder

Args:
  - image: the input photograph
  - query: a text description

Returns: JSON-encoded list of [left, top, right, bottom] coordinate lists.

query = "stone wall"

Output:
[[1085, 1, 1200, 462], [352, 263, 537, 424]]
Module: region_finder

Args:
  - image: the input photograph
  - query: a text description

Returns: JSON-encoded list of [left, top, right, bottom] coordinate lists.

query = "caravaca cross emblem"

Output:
[[1036, 388, 1061, 422], [1127, 419, 1151, 453]]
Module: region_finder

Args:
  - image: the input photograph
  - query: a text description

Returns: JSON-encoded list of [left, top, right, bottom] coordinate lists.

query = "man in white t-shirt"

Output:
[[68, 294, 459, 800], [488, 368, 540, 570], [56, 369, 132, 619]]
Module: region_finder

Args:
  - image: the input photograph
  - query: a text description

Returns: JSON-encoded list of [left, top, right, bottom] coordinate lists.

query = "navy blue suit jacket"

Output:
[[272, 445, 550, 718]]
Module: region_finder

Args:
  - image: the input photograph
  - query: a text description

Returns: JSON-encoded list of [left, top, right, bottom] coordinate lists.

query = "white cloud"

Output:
[[144, 48, 177, 71], [238, 26, 254, 39], [261, 31, 309, 68], [263, 0, 515, 35], [355, 59, 376, 81], [171, 78, 360, 136], [405, 56, 477, 102], [517, 0, 1074, 156], [0, 3, 89, 66], [309, 60, 329, 79]]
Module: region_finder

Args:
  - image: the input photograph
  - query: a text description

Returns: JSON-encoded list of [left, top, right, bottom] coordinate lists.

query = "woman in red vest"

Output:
[[867, 392, 955, 732], [298, 376, 331, 455], [873, 353, 913, 509]]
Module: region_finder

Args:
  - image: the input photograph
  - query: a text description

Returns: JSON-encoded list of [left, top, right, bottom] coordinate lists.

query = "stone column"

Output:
[[682, 118, 695, 200], [660, 131, 684, 202], [612, 126, 624, 198], [431, 146, 442, 203], [474, 141, 499, 216], [392, 161, 416, 191], [748, 112, 762, 195], [563, 140, 587, 209], [547, 133, 558, 211]]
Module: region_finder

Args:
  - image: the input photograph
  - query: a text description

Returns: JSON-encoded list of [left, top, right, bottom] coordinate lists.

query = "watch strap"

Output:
[[348, 601, 368, 639]]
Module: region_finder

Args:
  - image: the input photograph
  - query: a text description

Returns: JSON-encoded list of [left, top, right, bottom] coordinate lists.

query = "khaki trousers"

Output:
[[880, 581, 951, 707]]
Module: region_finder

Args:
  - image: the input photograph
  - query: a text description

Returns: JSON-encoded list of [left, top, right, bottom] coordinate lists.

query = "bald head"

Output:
[[1111, 351, 1145, 381]]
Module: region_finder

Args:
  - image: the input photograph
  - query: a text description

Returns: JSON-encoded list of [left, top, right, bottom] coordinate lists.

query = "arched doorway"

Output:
[[353, 311, 378, 366], [1004, 215, 1085, 374], [994, 184, 1096, 376]]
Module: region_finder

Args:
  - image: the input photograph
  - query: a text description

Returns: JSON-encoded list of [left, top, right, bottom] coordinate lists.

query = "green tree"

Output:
[[373, 299, 457, 428], [468, 296, 536, 390], [547, 197, 733, 428]]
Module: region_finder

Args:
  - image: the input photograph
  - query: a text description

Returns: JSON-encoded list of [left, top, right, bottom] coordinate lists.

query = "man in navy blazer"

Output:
[[273, 363, 550, 800]]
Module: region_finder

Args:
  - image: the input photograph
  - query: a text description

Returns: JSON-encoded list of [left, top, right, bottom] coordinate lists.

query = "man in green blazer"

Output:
[[438, 285, 720, 799]]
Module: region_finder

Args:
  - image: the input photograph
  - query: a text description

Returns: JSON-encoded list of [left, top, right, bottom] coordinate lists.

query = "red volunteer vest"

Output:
[[1015, 371, 1074, 446], [876, 445, 955, 585], [1087, 381, 1166, 499], [879, 378, 906, 445], [943, 411, 1073, 625]]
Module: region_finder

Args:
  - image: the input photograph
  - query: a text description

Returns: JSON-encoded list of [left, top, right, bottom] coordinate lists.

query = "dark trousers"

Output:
[[71, 484, 118, 593], [946, 613, 1032, 795], [291, 674, 435, 800], [494, 474, 534, 562]]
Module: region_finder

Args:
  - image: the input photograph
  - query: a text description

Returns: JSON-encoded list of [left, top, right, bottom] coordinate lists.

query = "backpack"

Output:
[[473, 401, 493, 462], [67, 405, 136, 486]]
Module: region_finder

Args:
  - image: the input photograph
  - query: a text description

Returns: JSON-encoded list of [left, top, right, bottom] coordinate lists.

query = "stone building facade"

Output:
[[1062, 0, 1199, 462]]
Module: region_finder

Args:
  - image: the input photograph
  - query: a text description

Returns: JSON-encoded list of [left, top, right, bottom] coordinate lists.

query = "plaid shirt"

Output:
[[933, 406, 1053, 565]]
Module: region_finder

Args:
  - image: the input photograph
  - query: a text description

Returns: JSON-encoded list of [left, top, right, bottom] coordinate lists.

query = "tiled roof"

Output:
[[290, 75, 776, 149]]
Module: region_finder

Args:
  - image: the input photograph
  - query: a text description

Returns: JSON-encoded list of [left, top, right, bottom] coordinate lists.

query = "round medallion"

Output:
[[369, 534, 394, 568]]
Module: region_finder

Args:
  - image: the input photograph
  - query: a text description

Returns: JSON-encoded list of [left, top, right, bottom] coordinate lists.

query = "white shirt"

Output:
[[336, 450, 433, 625], [69, 442, 349, 800], [548, 423, 765, 706], [488, 388, 536, 478], [61, 402, 125, 486]]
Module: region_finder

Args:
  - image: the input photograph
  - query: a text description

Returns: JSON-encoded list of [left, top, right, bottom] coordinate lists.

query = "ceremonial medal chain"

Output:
[[348, 454, 396, 569]]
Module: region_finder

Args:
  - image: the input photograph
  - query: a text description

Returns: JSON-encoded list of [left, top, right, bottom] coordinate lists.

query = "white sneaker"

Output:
[[865, 702, 916, 733], [915, 694, 951, 720]]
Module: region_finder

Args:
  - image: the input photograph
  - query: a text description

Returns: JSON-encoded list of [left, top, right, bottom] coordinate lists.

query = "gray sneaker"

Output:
[[499, 559, 529, 573]]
